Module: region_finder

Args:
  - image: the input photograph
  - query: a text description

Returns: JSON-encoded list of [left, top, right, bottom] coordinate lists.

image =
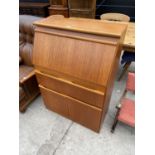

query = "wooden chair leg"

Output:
[[111, 108, 121, 133], [19, 76, 40, 113], [118, 62, 131, 81], [19, 105, 27, 113], [111, 119, 118, 133], [19, 91, 40, 113]]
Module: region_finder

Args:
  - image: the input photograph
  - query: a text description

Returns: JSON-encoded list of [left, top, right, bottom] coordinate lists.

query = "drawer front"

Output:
[[40, 85, 69, 118], [68, 97, 102, 132], [36, 71, 105, 108], [39, 85, 102, 132]]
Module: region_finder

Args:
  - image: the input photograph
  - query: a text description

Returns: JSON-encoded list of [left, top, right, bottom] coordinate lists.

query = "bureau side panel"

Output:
[[99, 30, 126, 126], [40, 85, 69, 118]]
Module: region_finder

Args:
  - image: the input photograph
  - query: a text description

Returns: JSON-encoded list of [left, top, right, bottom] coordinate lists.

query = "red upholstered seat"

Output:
[[111, 72, 135, 133], [118, 98, 135, 127], [126, 72, 135, 91]]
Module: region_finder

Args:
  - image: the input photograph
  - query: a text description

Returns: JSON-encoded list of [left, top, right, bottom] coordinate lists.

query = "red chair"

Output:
[[111, 72, 135, 133]]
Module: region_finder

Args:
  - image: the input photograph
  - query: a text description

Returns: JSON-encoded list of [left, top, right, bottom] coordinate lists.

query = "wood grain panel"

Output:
[[35, 26, 119, 45], [39, 85, 102, 132], [35, 65, 106, 92], [68, 97, 102, 132], [36, 70, 105, 108], [39, 85, 69, 118], [34, 17, 127, 37], [33, 32, 117, 86]]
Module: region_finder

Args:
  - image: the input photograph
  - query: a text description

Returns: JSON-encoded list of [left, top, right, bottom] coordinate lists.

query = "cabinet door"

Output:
[[39, 85, 69, 118], [39, 84, 102, 132], [68, 97, 102, 132]]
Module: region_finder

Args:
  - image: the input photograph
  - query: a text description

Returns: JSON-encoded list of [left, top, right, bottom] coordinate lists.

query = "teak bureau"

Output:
[[33, 16, 127, 132]]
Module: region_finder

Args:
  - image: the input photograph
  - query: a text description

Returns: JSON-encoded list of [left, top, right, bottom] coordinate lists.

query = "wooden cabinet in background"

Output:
[[19, 2, 50, 17], [68, 0, 96, 18], [48, 0, 69, 17], [33, 16, 127, 132]]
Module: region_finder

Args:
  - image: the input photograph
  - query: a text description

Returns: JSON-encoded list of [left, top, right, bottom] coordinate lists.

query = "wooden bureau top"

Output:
[[34, 16, 127, 38]]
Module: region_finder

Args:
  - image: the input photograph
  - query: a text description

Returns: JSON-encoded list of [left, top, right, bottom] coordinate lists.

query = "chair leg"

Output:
[[111, 108, 121, 133], [118, 62, 131, 81], [19, 105, 27, 113], [111, 118, 118, 133]]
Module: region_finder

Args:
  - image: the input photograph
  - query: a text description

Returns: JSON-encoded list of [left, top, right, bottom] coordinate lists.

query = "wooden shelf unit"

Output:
[[19, 2, 50, 17], [68, 0, 96, 18], [48, 0, 69, 17]]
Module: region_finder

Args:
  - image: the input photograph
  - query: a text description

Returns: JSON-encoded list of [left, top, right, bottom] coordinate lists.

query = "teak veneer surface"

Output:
[[33, 32, 117, 87], [36, 70, 105, 108], [34, 16, 127, 37], [33, 17, 127, 132], [40, 85, 102, 132]]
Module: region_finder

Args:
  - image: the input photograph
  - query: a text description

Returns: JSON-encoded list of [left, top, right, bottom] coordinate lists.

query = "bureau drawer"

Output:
[[39, 85, 102, 132], [36, 71, 105, 108], [40, 85, 69, 118]]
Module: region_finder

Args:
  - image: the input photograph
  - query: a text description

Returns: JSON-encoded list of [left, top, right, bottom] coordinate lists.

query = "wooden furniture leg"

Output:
[[111, 119, 118, 133], [118, 62, 131, 81], [19, 76, 40, 113], [19, 90, 39, 112], [111, 108, 120, 133]]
